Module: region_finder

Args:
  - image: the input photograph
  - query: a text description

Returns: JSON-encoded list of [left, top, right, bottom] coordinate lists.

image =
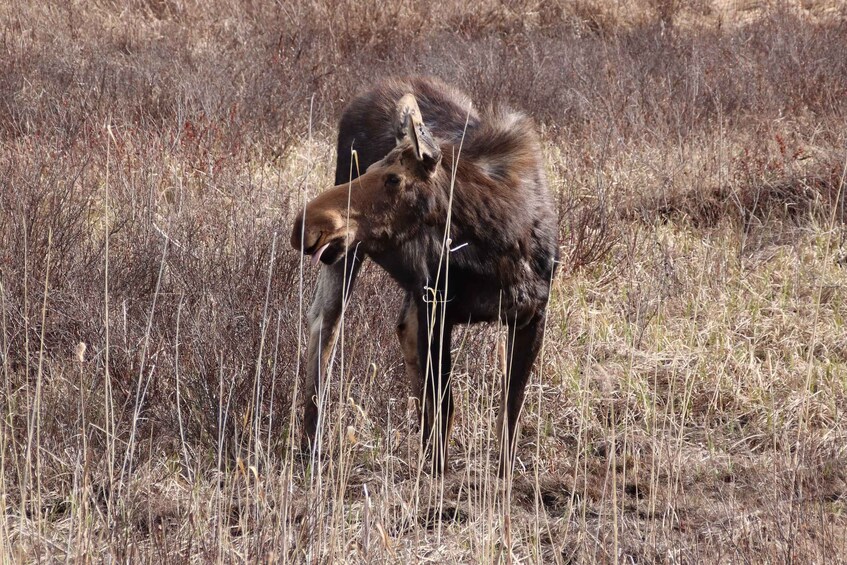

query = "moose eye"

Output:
[[385, 174, 401, 188]]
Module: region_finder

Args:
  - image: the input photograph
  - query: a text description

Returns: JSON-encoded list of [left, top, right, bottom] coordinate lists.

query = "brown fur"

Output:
[[292, 77, 558, 475]]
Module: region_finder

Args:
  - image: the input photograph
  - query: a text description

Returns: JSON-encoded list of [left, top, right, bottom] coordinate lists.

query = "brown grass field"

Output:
[[2, 0, 847, 562]]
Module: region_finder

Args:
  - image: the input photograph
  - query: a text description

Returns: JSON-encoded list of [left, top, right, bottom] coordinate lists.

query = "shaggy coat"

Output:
[[292, 76, 558, 474]]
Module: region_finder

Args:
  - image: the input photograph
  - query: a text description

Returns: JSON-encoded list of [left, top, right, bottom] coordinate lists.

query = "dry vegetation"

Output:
[[2, 0, 847, 562]]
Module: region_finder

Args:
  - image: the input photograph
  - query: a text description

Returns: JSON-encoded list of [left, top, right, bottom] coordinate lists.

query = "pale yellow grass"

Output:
[[4, 136, 845, 562]]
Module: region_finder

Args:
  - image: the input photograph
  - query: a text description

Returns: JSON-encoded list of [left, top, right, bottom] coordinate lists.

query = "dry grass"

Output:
[[2, 0, 846, 562]]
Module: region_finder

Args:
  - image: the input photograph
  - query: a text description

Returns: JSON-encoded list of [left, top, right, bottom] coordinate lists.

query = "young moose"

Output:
[[291, 77, 558, 474]]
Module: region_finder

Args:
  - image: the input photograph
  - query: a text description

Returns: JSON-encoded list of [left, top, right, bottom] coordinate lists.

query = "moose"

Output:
[[291, 77, 558, 474]]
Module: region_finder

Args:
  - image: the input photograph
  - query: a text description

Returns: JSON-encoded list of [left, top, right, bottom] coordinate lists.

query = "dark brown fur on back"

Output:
[[334, 76, 479, 185]]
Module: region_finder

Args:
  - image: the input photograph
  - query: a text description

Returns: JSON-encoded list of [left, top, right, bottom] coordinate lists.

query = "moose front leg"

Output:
[[497, 313, 545, 478], [416, 297, 454, 474], [302, 256, 363, 453], [396, 293, 424, 425]]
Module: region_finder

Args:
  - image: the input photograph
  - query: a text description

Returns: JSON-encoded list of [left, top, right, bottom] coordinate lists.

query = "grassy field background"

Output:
[[2, 0, 846, 562]]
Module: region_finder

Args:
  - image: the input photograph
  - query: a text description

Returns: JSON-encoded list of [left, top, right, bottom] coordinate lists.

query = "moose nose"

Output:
[[290, 212, 313, 253], [290, 213, 303, 251], [292, 209, 329, 256]]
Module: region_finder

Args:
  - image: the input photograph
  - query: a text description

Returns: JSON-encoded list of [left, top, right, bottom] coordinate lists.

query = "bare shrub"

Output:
[[1, 1, 846, 562]]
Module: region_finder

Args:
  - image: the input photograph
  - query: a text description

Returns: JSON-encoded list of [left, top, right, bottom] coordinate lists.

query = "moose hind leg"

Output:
[[497, 314, 545, 478]]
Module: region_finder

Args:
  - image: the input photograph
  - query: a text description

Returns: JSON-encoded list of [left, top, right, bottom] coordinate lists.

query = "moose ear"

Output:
[[396, 93, 442, 176]]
